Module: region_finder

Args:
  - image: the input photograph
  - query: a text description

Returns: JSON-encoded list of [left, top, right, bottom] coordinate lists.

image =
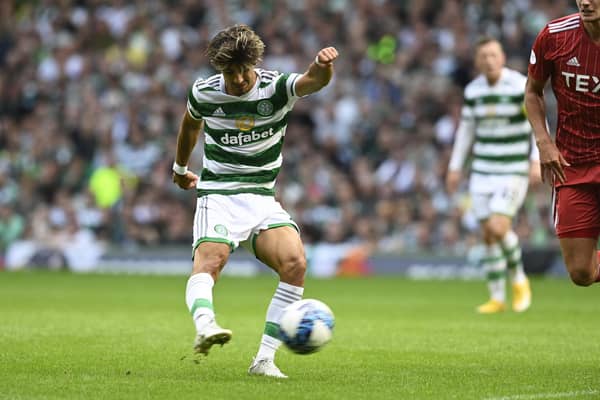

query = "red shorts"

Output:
[[554, 163, 600, 238]]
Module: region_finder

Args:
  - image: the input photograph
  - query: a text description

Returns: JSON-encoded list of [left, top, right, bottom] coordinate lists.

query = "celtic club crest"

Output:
[[257, 100, 274, 116], [214, 224, 229, 236]]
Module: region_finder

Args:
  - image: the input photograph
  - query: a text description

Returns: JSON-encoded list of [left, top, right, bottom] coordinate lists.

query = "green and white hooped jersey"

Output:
[[462, 68, 532, 176], [187, 69, 302, 197]]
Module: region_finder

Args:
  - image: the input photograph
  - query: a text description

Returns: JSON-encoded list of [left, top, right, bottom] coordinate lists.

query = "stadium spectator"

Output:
[[0, 204, 25, 267], [525, 0, 600, 286], [0, 1, 579, 274]]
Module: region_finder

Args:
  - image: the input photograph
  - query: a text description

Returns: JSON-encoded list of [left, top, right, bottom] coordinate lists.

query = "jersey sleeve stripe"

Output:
[[290, 74, 299, 97], [187, 102, 203, 120], [549, 22, 580, 33], [548, 15, 579, 28]]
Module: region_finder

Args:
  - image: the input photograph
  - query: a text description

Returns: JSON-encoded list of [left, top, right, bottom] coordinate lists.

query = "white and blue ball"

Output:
[[279, 299, 335, 354]]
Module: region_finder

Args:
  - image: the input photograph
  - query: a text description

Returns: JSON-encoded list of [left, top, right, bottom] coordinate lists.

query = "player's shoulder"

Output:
[[464, 75, 488, 98], [544, 13, 581, 35], [256, 68, 283, 85], [192, 73, 222, 92], [257, 68, 281, 79], [502, 67, 527, 85]]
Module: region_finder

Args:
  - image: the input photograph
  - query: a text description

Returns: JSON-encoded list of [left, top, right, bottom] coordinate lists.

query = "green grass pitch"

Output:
[[1, 271, 599, 400]]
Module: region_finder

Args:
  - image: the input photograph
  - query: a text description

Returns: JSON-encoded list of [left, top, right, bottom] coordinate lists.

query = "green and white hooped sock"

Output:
[[255, 281, 304, 361], [500, 231, 527, 284], [482, 243, 507, 302], [186, 273, 215, 332]]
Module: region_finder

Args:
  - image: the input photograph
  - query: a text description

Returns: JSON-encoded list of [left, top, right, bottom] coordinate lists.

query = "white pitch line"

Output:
[[484, 390, 599, 400]]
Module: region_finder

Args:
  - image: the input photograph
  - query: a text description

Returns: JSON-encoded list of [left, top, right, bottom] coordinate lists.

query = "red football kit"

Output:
[[529, 14, 600, 238]]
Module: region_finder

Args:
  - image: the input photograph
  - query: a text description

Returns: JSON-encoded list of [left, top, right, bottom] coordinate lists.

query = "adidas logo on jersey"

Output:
[[213, 107, 226, 116], [566, 57, 581, 67]]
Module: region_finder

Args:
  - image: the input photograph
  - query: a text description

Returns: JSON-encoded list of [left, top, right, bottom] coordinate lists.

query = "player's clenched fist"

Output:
[[315, 47, 338, 66], [172, 171, 198, 190]]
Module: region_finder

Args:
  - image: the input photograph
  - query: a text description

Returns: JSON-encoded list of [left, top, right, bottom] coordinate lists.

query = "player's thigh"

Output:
[[254, 226, 306, 272], [554, 185, 600, 282], [554, 184, 600, 238]]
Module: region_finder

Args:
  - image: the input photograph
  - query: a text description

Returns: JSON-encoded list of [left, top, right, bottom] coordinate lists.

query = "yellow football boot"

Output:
[[512, 279, 532, 312], [476, 299, 506, 314]]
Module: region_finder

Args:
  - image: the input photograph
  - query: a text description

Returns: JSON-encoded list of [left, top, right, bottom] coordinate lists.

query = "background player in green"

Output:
[[446, 38, 540, 314], [171, 24, 338, 378]]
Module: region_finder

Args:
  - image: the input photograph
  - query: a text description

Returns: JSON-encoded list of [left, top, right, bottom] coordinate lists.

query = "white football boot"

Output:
[[194, 318, 232, 355], [248, 358, 288, 378]]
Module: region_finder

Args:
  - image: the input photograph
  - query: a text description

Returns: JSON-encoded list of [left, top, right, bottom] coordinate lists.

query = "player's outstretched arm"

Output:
[[172, 110, 203, 190], [295, 47, 338, 97], [524, 77, 570, 184]]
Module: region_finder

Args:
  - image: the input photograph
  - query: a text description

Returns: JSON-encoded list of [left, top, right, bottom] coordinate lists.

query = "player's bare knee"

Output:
[[481, 228, 495, 245], [279, 254, 307, 280], [212, 251, 229, 268], [567, 267, 595, 287], [569, 274, 594, 287], [486, 217, 511, 240], [192, 251, 229, 278], [492, 227, 509, 241]]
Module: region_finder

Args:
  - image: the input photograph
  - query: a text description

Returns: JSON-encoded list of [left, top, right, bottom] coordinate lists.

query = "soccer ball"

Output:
[[279, 299, 335, 354]]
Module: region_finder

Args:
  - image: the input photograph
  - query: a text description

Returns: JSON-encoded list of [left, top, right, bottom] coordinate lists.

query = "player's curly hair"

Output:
[[205, 25, 265, 71]]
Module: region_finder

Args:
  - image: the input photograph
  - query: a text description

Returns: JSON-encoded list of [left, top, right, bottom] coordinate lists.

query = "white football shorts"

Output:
[[469, 173, 529, 220], [192, 193, 299, 256]]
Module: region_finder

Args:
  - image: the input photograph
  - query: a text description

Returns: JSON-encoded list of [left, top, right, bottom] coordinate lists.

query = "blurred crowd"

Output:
[[0, 0, 572, 270]]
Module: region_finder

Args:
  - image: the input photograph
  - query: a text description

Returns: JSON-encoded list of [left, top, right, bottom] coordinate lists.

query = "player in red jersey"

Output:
[[525, 0, 600, 286]]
